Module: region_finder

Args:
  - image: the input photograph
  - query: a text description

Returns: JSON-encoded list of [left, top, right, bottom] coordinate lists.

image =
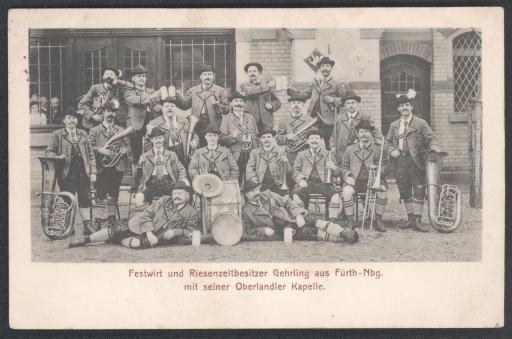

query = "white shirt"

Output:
[[398, 115, 413, 150]]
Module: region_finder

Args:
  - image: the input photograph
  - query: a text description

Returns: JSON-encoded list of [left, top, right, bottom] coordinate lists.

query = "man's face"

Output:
[[103, 109, 116, 123], [398, 102, 413, 116], [172, 189, 189, 205], [289, 100, 304, 117], [200, 71, 214, 86], [307, 135, 322, 150], [245, 186, 261, 201], [260, 134, 274, 147], [231, 98, 245, 111], [63, 115, 78, 129], [103, 70, 117, 84], [319, 63, 332, 77], [358, 128, 372, 143], [162, 102, 177, 118], [151, 135, 165, 148], [247, 66, 261, 82], [132, 73, 147, 87], [205, 133, 218, 145], [344, 99, 359, 113], [30, 104, 39, 114], [50, 98, 60, 109]]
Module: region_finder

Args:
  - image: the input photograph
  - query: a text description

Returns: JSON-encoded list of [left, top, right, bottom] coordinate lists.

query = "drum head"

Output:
[[192, 174, 224, 197], [211, 213, 243, 246]]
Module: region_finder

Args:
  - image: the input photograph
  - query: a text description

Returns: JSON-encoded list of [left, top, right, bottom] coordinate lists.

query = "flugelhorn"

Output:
[[424, 150, 462, 233], [101, 143, 125, 168], [38, 156, 76, 239]]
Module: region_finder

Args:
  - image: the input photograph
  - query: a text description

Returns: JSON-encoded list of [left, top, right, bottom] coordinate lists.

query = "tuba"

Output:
[[286, 117, 318, 153], [37, 156, 77, 240], [424, 151, 462, 233]]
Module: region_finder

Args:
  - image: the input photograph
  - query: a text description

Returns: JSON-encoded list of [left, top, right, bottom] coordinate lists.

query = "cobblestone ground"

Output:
[[31, 181, 481, 263]]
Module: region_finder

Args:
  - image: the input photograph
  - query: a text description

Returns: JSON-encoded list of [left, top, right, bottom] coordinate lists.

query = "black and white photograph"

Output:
[[9, 8, 504, 329]]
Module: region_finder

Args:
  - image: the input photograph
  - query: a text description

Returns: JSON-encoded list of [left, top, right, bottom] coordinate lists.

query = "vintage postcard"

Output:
[[9, 7, 504, 329]]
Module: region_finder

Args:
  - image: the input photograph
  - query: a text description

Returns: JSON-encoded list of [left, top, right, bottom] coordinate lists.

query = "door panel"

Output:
[[380, 55, 431, 135]]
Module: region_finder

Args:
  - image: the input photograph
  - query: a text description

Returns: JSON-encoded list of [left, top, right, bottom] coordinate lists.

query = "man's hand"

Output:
[[146, 231, 158, 247], [119, 147, 127, 155], [232, 131, 240, 139], [162, 228, 175, 241], [322, 95, 335, 104], [90, 174, 97, 183], [264, 102, 273, 110], [431, 145, 442, 153], [296, 214, 306, 228], [345, 177, 355, 186], [56, 154, 66, 160], [287, 133, 297, 141], [390, 149, 401, 158], [98, 147, 114, 156], [298, 179, 308, 188], [326, 161, 337, 170], [92, 114, 103, 122]]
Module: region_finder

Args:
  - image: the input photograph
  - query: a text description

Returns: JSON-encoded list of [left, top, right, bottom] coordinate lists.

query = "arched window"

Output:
[[453, 31, 481, 113]]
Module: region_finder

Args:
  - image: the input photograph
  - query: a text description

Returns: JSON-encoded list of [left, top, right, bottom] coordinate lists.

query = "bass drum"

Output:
[[211, 213, 243, 246]]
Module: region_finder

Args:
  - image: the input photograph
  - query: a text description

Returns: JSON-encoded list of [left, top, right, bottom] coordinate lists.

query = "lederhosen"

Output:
[[58, 138, 91, 208]]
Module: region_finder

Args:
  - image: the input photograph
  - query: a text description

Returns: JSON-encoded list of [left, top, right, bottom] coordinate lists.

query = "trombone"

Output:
[[361, 139, 385, 230]]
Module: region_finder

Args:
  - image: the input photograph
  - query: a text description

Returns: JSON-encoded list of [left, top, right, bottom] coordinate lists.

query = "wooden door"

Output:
[[380, 55, 431, 135]]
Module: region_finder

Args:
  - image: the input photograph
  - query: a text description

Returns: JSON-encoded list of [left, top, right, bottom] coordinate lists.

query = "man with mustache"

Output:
[[240, 62, 282, 131], [78, 67, 131, 130], [329, 90, 382, 163], [292, 128, 342, 222], [88, 101, 129, 229], [144, 98, 199, 166], [276, 94, 315, 165], [242, 180, 358, 243], [171, 64, 230, 147], [135, 127, 189, 205], [45, 107, 97, 235], [246, 129, 293, 196], [386, 94, 441, 232], [188, 126, 239, 181], [219, 91, 259, 184], [341, 120, 389, 232], [287, 56, 347, 148], [69, 180, 199, 249]]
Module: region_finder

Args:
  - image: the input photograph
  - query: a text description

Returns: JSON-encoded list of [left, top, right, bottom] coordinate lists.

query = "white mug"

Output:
[[283, 227, 295, 244], [191, 230, 201, 246]]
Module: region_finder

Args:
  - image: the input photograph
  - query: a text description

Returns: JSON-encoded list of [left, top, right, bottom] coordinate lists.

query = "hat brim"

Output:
[[258, 130, 277, 137], [244, 63, 263, 73], [318, 61, 335, 67], [342, 96, 362, 104]]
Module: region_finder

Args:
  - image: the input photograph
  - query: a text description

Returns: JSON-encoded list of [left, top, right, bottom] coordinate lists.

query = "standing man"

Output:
[[78, 67, 131, 130], [219, 91, 259, 184], [144, 98, 199, 166], [246, 129, 292, 196], [49, 97, 63, 123], [242, 180, 358, 243], [287, 56, 347, 148], [240, 62, 281, 131], [386, 94, 441, 232], [88, 101, 129, 229], [292, 128, 342, 222], [136, 127, 189, 205], [188, 126, 239, 181], [275, 94, 315, 165], [45, 107, 97, 235], [171, 64, 230, 147], [341, 120, 388, 232], [329, 90, 382, 163], [69, 181, 199, 249]]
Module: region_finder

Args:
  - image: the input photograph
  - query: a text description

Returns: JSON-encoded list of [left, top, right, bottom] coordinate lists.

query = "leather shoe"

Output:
[[413, 215, 430, 233], [68, 237, 87, 248], [347, 216, 356, 230], [341, 228, 359, 244], [374, 216, 387, 232], [400, 214, 414, 229]]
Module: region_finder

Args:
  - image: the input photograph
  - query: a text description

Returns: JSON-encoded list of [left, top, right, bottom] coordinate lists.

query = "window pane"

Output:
[[453, 31, 481, 113]]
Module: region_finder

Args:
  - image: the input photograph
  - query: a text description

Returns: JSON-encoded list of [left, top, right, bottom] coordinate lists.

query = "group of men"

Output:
[[44, 55, 440, 250]]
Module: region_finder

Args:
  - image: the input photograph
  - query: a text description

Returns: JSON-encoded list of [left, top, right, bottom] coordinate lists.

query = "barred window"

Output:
[[382, 71, 422, 93], [164, 37, 235, 95], [29, 39, 68, 126], [453, 31, 481, 113], [84, 47, 108, 88], [124, 47, 147, 77]]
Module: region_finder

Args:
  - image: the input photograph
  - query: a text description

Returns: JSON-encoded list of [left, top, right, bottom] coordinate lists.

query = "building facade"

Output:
[[29, 28, 481, 172]]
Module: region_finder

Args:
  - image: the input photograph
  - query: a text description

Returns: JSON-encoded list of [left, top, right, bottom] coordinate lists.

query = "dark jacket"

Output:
[[240, 80, 281, 130], [123, 86, 161, 130], [136, 149, 188, 193], [188, 145, 239, 181], [245, 145, 293, 187], [219, 111, 259, 161], [293, 148, 339, 184], [341, 142, 389, 183]]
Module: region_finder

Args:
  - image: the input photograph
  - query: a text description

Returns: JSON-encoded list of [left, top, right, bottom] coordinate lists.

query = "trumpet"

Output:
[[361, 139, 385, 230]]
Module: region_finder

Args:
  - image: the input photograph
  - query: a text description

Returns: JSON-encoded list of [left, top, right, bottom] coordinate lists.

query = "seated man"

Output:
[[135, 127, 188, 205], [69, 181, 199, 249], [292, 128, 342, 221], [341, 120, 389, 231], [188, 125, 239, 181], [242, 180, 358, 243]]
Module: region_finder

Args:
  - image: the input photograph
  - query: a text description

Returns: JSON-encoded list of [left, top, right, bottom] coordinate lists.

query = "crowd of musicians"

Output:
[[42, 56, 441, 249]]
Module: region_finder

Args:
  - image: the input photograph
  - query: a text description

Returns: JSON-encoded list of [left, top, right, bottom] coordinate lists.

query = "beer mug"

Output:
[[284, 227, 295, 244], [191, 230, 201, 246]]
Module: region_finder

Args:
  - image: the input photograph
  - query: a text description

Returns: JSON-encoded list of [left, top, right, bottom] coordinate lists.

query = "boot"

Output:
[[82, 220, 94, 236], [95, 218, 106, 230], [413, 215, 430, 233], [340, 228, 359, 244], [347, 215, 356, 230], [374, 215, 387, 232], [68, 236, 89, 248], [401, 214, 415, 229]]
